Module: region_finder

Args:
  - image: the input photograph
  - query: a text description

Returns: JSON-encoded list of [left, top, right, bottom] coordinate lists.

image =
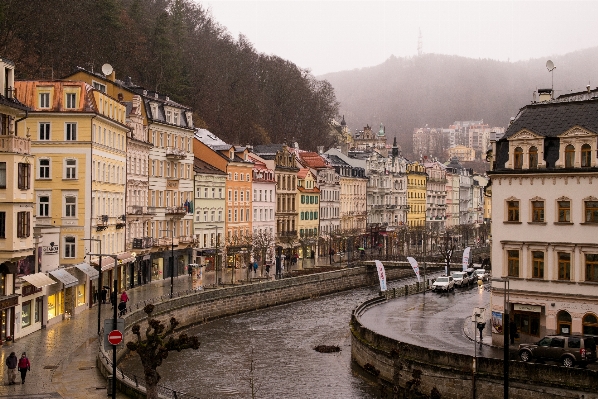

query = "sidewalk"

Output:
[[0, 258, 330, 398]]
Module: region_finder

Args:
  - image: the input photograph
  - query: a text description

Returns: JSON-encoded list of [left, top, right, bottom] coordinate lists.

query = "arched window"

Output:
[[513, 147, 523, 169], [581, 144, 592, 168], [557, 310, 572, 335], [529, 146, 538, 169], [583, 313, 598, 335], [565, 144, 575, 168]]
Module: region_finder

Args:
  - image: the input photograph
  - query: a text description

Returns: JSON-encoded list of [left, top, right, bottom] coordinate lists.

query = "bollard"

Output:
[[393, 288, 396, 298], [405, 285, 408, 296], [107, 375, 114, 395]]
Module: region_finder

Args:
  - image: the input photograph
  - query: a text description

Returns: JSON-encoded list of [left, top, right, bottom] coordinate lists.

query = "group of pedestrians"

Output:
[[5, 352, 30, 385], [99, 286, 129, 316]]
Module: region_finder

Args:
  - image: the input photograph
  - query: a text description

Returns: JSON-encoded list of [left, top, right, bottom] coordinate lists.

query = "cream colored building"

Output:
[[448, 145, 476, 162]]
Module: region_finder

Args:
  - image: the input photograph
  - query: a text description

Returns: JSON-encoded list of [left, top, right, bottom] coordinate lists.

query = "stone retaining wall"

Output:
[[351, 298, 598, 399]]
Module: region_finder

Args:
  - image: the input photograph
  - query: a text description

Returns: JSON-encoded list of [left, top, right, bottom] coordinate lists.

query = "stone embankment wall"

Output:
[[351, 299, 598, 399], [98, 262, 443, 398]]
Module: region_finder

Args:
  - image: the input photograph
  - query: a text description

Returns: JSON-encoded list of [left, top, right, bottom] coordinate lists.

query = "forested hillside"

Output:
[[0, 0, 338, 150], [322, 49, 598, 155]]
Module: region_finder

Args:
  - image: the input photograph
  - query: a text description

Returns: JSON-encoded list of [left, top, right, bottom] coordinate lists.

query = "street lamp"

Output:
[[492, 277, 510, 399], [83, 238, 102, 335], [87, 253, 118, 399], [160, 229, 175, 297], [207, 225, 221, 287]]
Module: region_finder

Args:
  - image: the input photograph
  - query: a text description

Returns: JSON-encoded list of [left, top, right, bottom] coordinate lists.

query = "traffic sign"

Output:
[[103, 319, 125, 349], [108, 330, 123, 345]]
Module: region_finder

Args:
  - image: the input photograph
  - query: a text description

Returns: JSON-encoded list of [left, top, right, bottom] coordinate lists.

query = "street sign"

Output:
[[103, 319, 125, 349], [108, 330, 123, 345]]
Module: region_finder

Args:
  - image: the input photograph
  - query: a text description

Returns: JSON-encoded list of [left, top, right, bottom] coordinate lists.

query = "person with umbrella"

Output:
[[359, 247, 366, 259]]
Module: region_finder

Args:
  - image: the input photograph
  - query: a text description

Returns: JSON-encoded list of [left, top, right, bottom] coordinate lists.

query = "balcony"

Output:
[[127, 205, 157, 216], [278, 230, 297, 238], [96, 215, 109, 232], [179, 236, 193, 244], [165, 147, 187, 159], [116, 215, 126, 229], [165, 206, 187, 216], [132, 237, 153, 249], [154, 237, 180, 247], [0, 135, 30, 155]]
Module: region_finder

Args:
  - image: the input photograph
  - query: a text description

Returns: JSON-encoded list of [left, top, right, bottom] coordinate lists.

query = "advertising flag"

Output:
[[462, 247, 471, 271], [374, 260, 387, 291], [406, 257, 421, 282]]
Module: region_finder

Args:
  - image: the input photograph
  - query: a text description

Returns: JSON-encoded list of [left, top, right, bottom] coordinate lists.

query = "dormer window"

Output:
[[230, 150, 234, 159], [513, 147, 523, 169], [173, 112, 179, 126], [565, 145, 575, 168], [582, 144, 592, 167], [529, 146, 538, 169], [166, 110, 172, 123]]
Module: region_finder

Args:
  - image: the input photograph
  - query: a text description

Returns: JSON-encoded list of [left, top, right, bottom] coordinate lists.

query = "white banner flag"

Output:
[[374, 260, 387, 291], [462, 247, 471, 271], [406, 257, 421, 282]]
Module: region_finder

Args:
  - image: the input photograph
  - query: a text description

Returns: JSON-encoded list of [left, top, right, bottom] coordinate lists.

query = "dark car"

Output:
[[518, 335, 597, 367]]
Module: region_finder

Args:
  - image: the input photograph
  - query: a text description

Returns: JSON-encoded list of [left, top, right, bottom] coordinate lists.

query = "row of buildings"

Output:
[[0, 59, 491, 342]]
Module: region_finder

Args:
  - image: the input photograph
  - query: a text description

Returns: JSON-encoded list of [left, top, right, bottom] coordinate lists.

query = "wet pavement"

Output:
[[359, 281, 503, 359]]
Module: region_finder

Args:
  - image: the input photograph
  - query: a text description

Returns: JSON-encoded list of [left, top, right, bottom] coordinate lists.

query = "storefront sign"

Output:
[[42, 243, 59, 255], [491, 311, 503, 334], [22, 284, 42, 297], [514, 304, 542, 313], [0, 295, 18, 311]]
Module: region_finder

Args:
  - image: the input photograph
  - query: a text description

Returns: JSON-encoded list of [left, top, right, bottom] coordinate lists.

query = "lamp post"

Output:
[[83, 238, 102, 335], [207, 225, 220, 287], [87, 253, 118, 399], [492, 277, 510, 399], [160, 229, 175, 297]]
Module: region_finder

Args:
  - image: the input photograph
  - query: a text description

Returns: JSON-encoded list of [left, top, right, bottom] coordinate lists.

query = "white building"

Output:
[[489, 96, 598, 346], [249, 154, 276, 265]]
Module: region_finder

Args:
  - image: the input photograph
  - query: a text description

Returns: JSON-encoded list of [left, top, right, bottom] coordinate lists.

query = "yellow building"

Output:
[[406, 162, 427, 227], [16, 80, 128, 322], [296, 169, 320, 257], [448, 145, 476, 162]]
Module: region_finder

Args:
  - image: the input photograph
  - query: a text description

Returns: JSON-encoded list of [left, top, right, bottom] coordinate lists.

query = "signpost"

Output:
[[108, 330, 123, 345], [103, 319, 125, 349]]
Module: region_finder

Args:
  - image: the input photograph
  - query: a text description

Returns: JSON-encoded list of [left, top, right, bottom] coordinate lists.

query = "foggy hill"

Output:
[[321, 49, 598, 155]]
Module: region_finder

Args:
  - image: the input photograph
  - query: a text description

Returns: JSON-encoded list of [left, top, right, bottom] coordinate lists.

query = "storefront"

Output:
[[74, 263, 99, 308], [48, 268, 80, 320], [512, 304, 543, 341], [152, 257, 164, 281], [117, 252, 136, 291], [18, 272, 56, 338]]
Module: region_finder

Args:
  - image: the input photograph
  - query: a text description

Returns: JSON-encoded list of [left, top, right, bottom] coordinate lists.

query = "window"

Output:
[[529, 146, 538, 169], [21, 300, 31, 328], [586, 254, 598, 282], [65, 93, 76, 109], [65, 123, 77, 140], [532, 251, 544, 279], [92, 81, 106, 93], [558, 252, 571, 280], [234, 191, 238, 202], [39, 196, 49, 217], [203, 211, 208, 222], [16, 211, 30, 238], [507, 200, 519, 222], [558, 201, 571, 222], [64, 236, 76, 258], [65, 196, 76, 217], [39, 122, 50, 140], [0, 212, 4, 238], [581, 144, 592, 168], [39, 92, 50, 108], [65, 159, 76, 179], [47, 292, 64, 319], [18, 163, 30, 189], [531, 201, 544, 222], [0, 162, 5, 188], [514, 147, 523, 169], [585, 201, 598, 223], [565, 144, 575, 168], [583, 313, 598, 335], [228, 209, 232, 222], [234, 173, 238, 181], [228, 190, 232, 201], [507, 250, 519, 277], [39, 159, 50, 179]]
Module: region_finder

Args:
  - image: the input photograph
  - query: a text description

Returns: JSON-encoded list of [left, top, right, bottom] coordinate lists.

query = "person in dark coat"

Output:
[[100, 287, 108, 304], [509, 319, 517, 345], [110, 290, 116, 309], [5, 352, 17, 385], [17, 352, 30, 384]]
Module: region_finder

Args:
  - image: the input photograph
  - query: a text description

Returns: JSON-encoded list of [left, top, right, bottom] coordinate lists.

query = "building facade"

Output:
[[406, 162, 427, 228]]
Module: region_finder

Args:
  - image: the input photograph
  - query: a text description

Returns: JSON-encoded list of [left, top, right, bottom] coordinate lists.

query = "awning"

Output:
[[117, 252, 135, 264], [74, 263, 99, 280], [20, 273, 57, 289], [49, 269, 79, 288], [99, 257, 115, 272]]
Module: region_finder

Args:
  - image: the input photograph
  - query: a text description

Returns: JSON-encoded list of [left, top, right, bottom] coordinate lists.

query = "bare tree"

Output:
[[126, 304, 200, 399], [252, 230, 275, 275], [440, 229, 456, 276]]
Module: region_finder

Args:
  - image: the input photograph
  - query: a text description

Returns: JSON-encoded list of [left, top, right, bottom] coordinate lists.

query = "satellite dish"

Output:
[[101, 63, 114, 76], [546, 60, 555, 71]]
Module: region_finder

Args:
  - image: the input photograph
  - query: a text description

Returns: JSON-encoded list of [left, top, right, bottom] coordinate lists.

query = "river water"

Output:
[[120, 275, 434, 398]]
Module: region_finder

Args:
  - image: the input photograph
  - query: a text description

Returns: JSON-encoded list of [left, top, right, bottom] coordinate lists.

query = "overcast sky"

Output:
[[203, 0, 598, 76]]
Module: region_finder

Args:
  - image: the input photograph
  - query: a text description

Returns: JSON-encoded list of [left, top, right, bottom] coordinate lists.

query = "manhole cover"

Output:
[[43, 365, 59, 370], [78, 366, 94, 370]]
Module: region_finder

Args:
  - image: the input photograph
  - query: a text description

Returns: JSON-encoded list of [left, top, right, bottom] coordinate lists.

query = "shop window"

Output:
[[507, 250, 519, 277], [582, 313, 598, 335], [529, 146, 538, 169], [514, 312, 540, 337], [558, 252, 571, 280], [21, 300, 31, 328], [35, 297, 42, 323], [532, 251, 544, 279], [507, 201, 519, 222], [76, 284, 85, 307], [47, 291, 64, 319], [513, 147, 523, 169], [586, 254, 598, 282], [581, 144, 592, 168], [565, 145, 575, 168], [557, 311, 572, 335], [585, 201, 598, 223], [531, 201, 544, 222], [557, 200, 570, 222]]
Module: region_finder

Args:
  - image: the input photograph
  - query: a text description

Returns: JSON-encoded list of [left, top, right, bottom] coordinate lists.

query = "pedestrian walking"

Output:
[[120, 290, 129, 304], [265, 263, 270, 277], [118, 300, 127, 317], [253, 261, 258, 275], [5, 351, 17, 385], [17, 353, 30, 385], [100, 286, 108, 304], [110, 290, 116, 309], [120, 291, 129, 315]]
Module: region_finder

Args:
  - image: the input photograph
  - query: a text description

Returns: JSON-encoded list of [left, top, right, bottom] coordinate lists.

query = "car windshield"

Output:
[[436, 277, 448, 283], [452, 273, 462, 278], [476, 269, 485, 275]]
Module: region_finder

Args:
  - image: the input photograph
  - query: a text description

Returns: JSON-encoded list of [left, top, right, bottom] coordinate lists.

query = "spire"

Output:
[[340, 115, 346, 126], [392, 136, 399, 158]]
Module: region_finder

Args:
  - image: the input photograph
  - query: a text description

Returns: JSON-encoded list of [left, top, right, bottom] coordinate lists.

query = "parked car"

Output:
[[518, 335, 597, 367], [451, 271, 469, 287], [432, 276, 454, 292], [464, 268, 476, 285], [475, 269, 489, 281]]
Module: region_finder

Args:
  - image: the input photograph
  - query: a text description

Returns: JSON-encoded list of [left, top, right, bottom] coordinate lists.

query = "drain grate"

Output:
[[43, 365, 59, 370]]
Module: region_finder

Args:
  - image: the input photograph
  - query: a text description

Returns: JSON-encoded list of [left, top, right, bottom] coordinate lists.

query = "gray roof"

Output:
[[505, 99, 598, 139], [253, 144, 284, 155]]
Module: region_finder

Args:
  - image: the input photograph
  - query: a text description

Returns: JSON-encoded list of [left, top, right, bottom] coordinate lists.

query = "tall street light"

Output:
[[207, 224, 220, 287], [160, 229, 175, 297], [492, 276, 510, 399], [83, 238, 102, 335]]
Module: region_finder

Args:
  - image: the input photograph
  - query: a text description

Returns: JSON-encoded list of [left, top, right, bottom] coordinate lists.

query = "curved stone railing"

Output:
[[350, 296, 598, 399]]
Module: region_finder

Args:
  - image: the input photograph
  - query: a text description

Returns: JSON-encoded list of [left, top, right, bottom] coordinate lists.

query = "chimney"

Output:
[[538, 88, 552, 102], [317, 146, 324, 154]]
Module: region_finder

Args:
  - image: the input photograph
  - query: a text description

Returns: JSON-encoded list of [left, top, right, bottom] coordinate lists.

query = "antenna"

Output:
[[101, 63, 113, 76], [546, 60, 556, 99]]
